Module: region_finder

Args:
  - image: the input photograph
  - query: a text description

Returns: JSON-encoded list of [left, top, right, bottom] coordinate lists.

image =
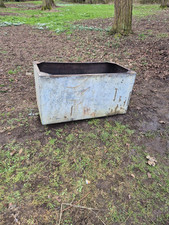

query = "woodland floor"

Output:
[[0, 3, 169, 225]]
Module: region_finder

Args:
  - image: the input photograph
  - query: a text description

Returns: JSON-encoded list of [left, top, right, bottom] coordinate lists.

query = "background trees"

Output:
[[161, 0, 168, 7], [0, 0, 6, 8]]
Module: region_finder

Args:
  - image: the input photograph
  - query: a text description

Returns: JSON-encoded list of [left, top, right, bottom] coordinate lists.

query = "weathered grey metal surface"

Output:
[[33, 62, 136, 125]]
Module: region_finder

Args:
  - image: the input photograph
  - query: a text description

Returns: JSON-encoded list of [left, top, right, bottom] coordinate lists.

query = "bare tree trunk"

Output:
[[161, 0, 168, 7], [42, 0, 55, 10], [110, 0, 133, 35], [0, 0, 6, 8]]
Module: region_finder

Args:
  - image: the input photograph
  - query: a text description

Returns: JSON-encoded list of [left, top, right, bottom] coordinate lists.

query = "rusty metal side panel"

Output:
[[35, 72, 136, 125]]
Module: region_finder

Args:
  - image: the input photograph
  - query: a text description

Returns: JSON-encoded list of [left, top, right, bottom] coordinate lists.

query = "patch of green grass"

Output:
[[0, 50, 8, 54], [143, 131, 157, 138], [157, 32, 168, 38], [0, 2, 161, 32], [0, 120, 168, 224], [8, 69, 17, 75], [88, 118, 100, 126], [138, 33, 147, 40], [0, 109, 36, 132], [8, 66, 21, 75]]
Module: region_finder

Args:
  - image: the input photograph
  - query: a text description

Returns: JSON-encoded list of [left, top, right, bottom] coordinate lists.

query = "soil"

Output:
[[0, 7, 169, 224]]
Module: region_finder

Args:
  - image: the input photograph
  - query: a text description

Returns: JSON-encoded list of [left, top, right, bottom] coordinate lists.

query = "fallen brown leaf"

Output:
[[126, 143, 130, 148], [147, 172, 152, 178], [19, 149, 23, 155], [55, 196, 62, 203], [10, 150, 17, 156], [131, 174, 135, 178]]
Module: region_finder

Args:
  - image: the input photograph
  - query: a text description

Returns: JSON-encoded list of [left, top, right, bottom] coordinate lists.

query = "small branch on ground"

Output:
[[62, 191, 90, 212], [58, 203, 107, 225]]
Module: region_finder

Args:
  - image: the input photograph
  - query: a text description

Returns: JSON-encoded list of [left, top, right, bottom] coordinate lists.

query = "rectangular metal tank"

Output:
[[33, 62, 136, 125]]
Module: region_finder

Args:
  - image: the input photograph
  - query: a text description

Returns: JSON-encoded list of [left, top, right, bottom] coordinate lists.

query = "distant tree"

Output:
[[0, 0, 6, 8], [110, 0, 133, 35], [42, 0, 55, 10], [161, 0, 168, 7]]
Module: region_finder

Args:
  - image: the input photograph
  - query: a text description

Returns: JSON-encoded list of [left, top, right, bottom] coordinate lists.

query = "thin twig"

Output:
[[91, 209, 107, 225], [124, 214, 131, 223], [58, 202, 63, 225], [11, 213, 20, 225], [58, 192, 90, 225], [62, 203, 106, 211], [58, 203, 107, 225], [62, 192, 90, 212], [57, 191, 107, 225]]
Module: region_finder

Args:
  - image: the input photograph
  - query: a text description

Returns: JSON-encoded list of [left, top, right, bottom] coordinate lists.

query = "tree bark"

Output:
[[0, 0, 6, 8], [42, 0, 55, 10], [110, 0, 133, 35], [161, 0, 168, 7]]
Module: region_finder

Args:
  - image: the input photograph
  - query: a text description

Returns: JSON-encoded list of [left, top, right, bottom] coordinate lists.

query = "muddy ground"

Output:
[[0, 7, 169, 225]]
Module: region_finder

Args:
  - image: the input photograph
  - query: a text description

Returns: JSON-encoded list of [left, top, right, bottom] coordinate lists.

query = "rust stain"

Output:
[[106, 104, 126, 116], [119, 106, 125, 113], [113, 88, 118, 101], [70, 106, 73, 116], [80, 87, 90, 95], [66, 78, 89, 89], [76, 101, 83, 107], [83, 107, 90, 115], [107, 109, 114, 116], [90, 112, 96, 117], [73, 101, 83, 115], [114, 104, 119, 113]]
